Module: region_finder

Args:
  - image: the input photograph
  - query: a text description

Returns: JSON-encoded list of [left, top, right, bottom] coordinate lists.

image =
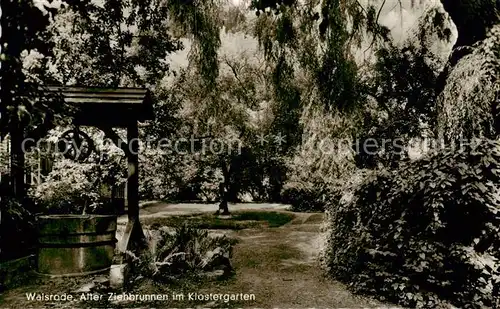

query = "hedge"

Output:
[[322, 139, 500, 308]]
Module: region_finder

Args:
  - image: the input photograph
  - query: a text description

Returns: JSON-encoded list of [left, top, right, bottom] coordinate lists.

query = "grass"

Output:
[[231, 212, 295, 227], [303, 213, 324, 224], [237, 241, 303, 268], [142, 211, 295, 230]]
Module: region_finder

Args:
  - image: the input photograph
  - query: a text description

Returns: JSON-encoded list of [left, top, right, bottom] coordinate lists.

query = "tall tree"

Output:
[[1, 0, 71, 197], [172, 40, 268, 213]]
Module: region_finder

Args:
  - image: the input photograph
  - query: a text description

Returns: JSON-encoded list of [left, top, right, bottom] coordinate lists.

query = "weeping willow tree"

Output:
[[251, 0, 388, 134], [436, 1, 500, 141], [250, 0, 500, 169], [437, 25, 500, 141], [246, 0, 500, 209], [249, 0, 408, 201]]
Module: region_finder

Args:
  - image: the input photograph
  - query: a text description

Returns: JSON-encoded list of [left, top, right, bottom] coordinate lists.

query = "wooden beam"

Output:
[[97, 126, 132, 157], [127, 122, 140, 221], [119, 122, 145, 252], [39, 86, 154, 127]]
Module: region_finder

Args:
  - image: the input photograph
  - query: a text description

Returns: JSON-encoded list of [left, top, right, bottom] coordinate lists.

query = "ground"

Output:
[[0, 203, 394, 308]]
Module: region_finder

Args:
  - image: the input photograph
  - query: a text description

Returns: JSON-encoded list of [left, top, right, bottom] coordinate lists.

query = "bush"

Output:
[[282, 169, 372, 213], [323, 139, 500, 308], [139, 147, 198, 201], [281, 181, 326, 212], [29, 157, 124, 214], [125, 225, 237, 284]]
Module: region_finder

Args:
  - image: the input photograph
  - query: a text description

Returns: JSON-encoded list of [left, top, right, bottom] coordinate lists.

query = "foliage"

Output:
[[250, 0, 401, 207], [354, 2, 456, 169], [323, 138, 500, 308], [138, 27, 279, 203], [125, 225, 236, 283], [251, 0, 391, 114], [29, 158, 119, 214], [1, 0, 71, 140], [0, 196, 37, 261], [436, 24, 500, 141], [152, 27, 276, 205], [357, 44, 440, 168], [281, 181, 326, 212], [282, 99, 359, 210], [185, 161, 224, 202], [2, 0, 225, 199], [139, 146, 198, 201], [28, 127, 126, 214], [34, 0, 224, 202], [46, 0, 184, 87]]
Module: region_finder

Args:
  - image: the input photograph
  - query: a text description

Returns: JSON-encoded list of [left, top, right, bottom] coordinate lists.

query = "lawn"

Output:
[[141, 211, 296, 230]]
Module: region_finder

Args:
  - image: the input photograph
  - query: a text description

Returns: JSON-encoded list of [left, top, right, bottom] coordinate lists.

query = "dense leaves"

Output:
[[47, 0, 183, 87], [0, 0, 71, 139], [3, 2, 500, 307], [436, 24, 500, 141], [28, 128, 126, 214], [281, 184, 326, 212], [323, 139, 500, 308]]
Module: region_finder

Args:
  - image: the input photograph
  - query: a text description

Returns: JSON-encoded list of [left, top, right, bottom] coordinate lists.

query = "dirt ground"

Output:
[[0, 209, 396, 309], [202, 212, 390, 308]]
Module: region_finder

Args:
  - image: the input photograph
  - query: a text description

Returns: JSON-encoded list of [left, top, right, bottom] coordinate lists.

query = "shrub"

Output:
[[323, 138, 500, 308], [30, 159, 101, 214], [139, 147, 198, 201], [281, 181, 327, 212], [29, 157, 125, 214], [29, 127, 126, 214], [125, 225, 237, 284], [283, 169, 372, 213]]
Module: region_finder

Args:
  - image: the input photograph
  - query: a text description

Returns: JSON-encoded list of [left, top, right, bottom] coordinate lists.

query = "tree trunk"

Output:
[[216, 158, 231, 215], [10, 120, 25, 198]]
